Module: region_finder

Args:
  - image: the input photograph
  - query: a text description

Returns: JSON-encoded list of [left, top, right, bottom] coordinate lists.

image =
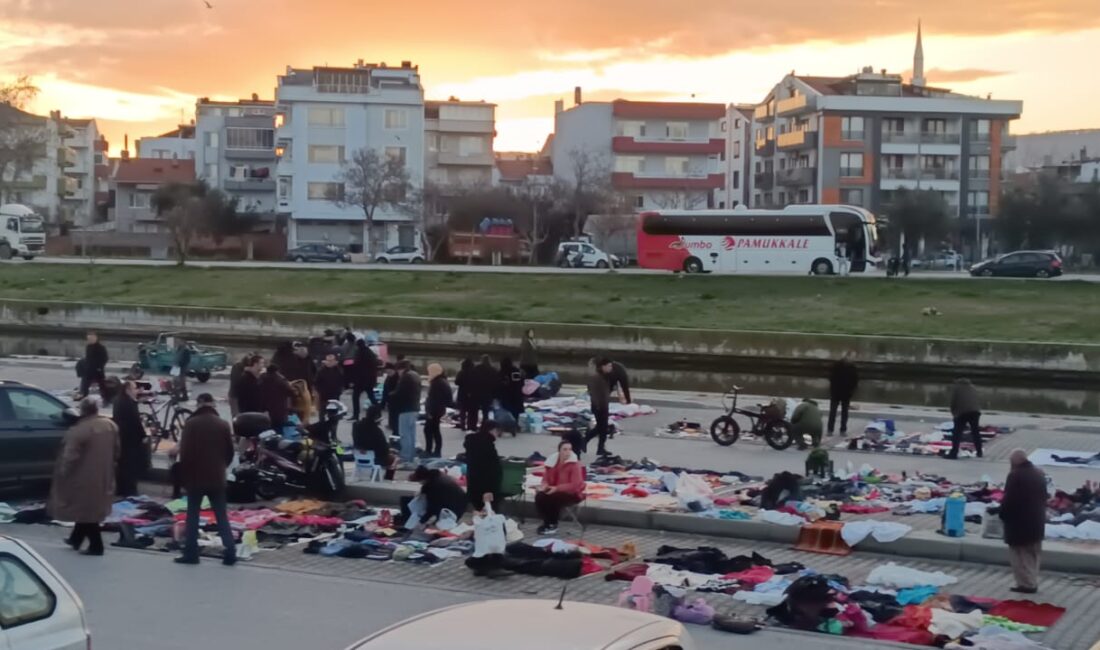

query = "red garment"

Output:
[[839, 504, 890, 514], [888, 605, 933, 630], [622, 486, 650, 498], [722, 565, 774, 586], [606, 563, 648, 582], [542, 459, 586, 499], [851, 624, 935, 646], [988, 600, 1066, 627], [579, 556, 604, 576]]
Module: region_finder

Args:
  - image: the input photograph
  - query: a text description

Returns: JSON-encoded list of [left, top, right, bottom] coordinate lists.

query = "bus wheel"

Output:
[[683, 257, 703, 274], [811, 259, 834, 276]]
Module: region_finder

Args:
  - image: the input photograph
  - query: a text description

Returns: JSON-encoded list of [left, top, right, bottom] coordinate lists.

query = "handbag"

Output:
[[472, 503, 507, 558]]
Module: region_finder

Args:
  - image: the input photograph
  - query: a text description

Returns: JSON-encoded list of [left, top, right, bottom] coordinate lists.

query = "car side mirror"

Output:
[[61, 408, 80, 425]]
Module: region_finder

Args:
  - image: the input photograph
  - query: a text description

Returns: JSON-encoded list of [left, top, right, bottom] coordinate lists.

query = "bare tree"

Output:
[[331, 148, 415, 258], [513, 177, 566, 265], [153, 181, 242, 266], [566, 149, 614, 237], [650, 190, 707, 210], [0, 76, 46, 205]]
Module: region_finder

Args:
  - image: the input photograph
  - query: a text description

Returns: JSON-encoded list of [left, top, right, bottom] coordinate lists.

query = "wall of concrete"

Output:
[[2, 299, 1099, 381]]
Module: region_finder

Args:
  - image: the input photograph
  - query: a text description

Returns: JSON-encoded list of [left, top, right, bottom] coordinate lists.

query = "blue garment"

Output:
[[182, 489, 236, 562], [398, 411, 418, 462], [896, 585, 939, 605]]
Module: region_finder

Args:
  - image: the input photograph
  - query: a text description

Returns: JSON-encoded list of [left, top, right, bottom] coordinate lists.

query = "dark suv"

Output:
[[0, 381, 76, 488], [969, 251, 1063, 278]]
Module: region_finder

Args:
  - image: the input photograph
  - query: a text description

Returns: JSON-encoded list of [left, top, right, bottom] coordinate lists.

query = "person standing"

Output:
[[603, 359, 632, 405], [1000, 449, 1048, 594], [464, 419, 503, 511], [234, 355, 265, 414], [948, 378, 983, 459], [113, 380, 147, 497], [174, 394, 237, 566], [173, 339, 192, 400], [535, 440, 586, 535], [454, 358, 476, 431], [314, 353, 345, 410], [471, 355, 498, 425], [498, 357, 525, 423], [79, 331, 108, 399], [259, 363, 294, 429], [827, 351, 859, 436], [837, 241, 850, 276], [791, 397, 823, 450], [227, 354, 250, 417], [424, 363, 453, 458], [392, 360, 422, 464], [351, 339, 379, 419], [519, 329, 539, 379], [50, 398, 119, 556], [584, 359, 613, 456], [901, 246, 912, 277]]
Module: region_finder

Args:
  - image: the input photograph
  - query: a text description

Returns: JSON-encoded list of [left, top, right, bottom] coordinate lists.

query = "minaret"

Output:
[[912, 19, 926, 87]]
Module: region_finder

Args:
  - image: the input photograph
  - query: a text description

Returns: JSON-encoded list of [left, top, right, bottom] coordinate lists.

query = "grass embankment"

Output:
[[0, 264, 1096, 343]]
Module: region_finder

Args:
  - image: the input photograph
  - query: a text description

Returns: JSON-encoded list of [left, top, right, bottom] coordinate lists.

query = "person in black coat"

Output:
[[1000, 450, 1048, 593], [113, 381, 147, 497], [352, 405, 395, 480], [423, 363, 454, 458], [470, 355, 497, 425], [79, 331, 108, 399], [827, 351, 859, 436], [454, 358, 476, 432], [314, 353, 345, 409], [498, 357, 525, 422], [259, 364, 294, 429], [603, 359, 632, 404], [409, 466, 467, 524], [234, 355, 265, 414], [350, 340, 379, 420], [464, 419, 503, 511]]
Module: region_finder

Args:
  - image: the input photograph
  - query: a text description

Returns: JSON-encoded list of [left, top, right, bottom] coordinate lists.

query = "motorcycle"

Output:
[[709, 385, 796, 451], [233, 402, 348, 500]]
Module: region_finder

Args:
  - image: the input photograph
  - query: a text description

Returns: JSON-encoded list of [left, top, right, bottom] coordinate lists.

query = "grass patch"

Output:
[[1, 264, 1097, 343]]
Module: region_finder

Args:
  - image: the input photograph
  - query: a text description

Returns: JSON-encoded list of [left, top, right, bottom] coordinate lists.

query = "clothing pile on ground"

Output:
[[610, 550, 1063, 647], [655, 420, 708, 439], [842, 419, 1014, 457], [518, 394, 656, 438], [1042, 481, 1100, 541], [1028, 448, 1100, 469]]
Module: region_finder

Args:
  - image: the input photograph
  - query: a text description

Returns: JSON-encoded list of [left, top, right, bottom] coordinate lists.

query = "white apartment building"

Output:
[[552, 92, 726, 211], [195, 95, 277, 216], [275, 60, 425, 251], [136, 125, 196, 160], [58, 117, 104, 227], [0, 105, 72, 224], [716, 104, 754, 209], [424, 100, 495, 190]]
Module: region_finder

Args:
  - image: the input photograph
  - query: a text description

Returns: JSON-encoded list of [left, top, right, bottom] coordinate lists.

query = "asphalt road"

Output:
[[10, 255, 1096, 281]]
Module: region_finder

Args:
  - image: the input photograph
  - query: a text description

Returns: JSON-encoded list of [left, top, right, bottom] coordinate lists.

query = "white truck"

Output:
[[0, 204, 47, 260]]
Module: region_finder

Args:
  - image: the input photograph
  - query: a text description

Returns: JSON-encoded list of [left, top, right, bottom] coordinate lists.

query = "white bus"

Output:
[[636, 205, 880, 275]]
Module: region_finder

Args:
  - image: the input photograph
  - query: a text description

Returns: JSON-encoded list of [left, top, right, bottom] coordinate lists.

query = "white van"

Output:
[[347, 600, 697, 650], [0, 536, 90, 650]]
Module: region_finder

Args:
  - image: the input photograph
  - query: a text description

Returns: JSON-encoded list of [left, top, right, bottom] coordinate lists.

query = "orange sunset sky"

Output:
[[2, 0, 1098, 155]]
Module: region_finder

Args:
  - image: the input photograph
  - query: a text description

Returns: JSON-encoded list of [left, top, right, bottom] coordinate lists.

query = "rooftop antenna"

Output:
[[555, 584, 567, 610]]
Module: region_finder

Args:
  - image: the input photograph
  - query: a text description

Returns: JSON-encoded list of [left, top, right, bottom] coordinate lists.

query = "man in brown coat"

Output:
[[584, 358, 613, 457], [1000, 449, 1048, 593], [174, 393, 238, 566], [49, 398, 119, 556]]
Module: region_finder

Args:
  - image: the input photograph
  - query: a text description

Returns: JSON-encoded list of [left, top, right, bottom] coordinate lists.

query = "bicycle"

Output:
[[139, 379, 193, 453], [709, 385, 796, 451]]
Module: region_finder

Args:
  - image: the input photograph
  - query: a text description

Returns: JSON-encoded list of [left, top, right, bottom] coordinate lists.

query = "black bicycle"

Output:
[[139, 379, 192, 452], [710, 385, 795, 451]]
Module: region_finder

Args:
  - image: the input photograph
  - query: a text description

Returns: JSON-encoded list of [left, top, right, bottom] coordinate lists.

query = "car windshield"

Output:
[[18, 217, 44, 233]]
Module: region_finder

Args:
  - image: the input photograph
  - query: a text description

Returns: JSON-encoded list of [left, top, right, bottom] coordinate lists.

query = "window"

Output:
[[385, 146, 407, 166], [226, 128, 274, 150], [633, 195, 645, 209], [94, 153, 105, 165], [882, 118, 904, 133], [797, 189, 810, 203], [923, 118, 946, 134], [205, 132, 219, 148], [385, 109, 408, 130], [665, 157, 690, 176], [968, 190, 990, 214], [732, 170, 740, 189], [616, 121, 646, 138], [427, 133, 439, 153], [735, 118, 742, 129], [128, 192, 151, 209], [278, 177, 292, 200], [841, 116, 864, 140], [6, 389, 65, 421], [733, 141, 741, 157], [973, 119, 991, 141], [614, 156, 644, 174], [307, 182, 343, 201], [308, 145, 345, 163], [458, 136, 485, 156], [840, 153, 864, 177], [720, 120, 727, 133], [840, 188, 864, 206], [970, 155, 990, 172], [383, 182, 407, 202], [0, 553, 56, 628], [308, 107, 345, 127], [666, 122, 689, 140], [204, 163, 219, 180]]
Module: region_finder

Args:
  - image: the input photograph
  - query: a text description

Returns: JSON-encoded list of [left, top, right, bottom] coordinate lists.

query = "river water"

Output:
[[2, 332, 1097, 417]]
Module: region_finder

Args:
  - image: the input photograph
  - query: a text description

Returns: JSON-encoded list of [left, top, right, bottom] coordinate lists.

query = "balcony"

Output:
[[7, 175, 47, 191], [612, 136, 724, 155], [776, 95, 814, 116], [841, 130, 865, 142], [776, 167, 816, 186], [753, 104, 774, 122], [754, 139, 775, 156], [754, 172, 774, 191], [840, 167, 865, 179], [882, 131, 961, 145], [1002, 135, 1017, 150], [225, 147, 277, 161], [921, 132, 961, 144], [777, 130, 815, 150], [224, 178, 276, 192], [611, 171, 723, 190], [57, 147, 77, 167], [968, 169, 991, 180], [883, 167, 960, 181], [437, 151, 493, 166]]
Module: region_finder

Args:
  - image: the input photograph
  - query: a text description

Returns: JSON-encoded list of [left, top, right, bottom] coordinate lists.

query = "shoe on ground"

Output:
[[174, 556, 200, 565], [1010, 586, 1038, 594], [597, 448, 612, 457], [537, 524, 558, 536], [222, 556, 238, 566], [65, 537, 80, 551]]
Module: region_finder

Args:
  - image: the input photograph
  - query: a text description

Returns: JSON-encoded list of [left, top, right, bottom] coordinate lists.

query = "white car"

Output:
[[0, 536, 90, 650], [557, 242, 622, 269], [374, 246, 425, 264], [346, 600, 697, 650]]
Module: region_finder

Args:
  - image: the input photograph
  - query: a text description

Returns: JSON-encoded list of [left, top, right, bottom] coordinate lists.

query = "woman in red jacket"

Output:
[[536, 440, 586, 535]]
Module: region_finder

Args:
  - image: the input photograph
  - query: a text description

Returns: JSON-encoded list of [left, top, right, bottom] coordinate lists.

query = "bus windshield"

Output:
[[18, 217, 44, 233]]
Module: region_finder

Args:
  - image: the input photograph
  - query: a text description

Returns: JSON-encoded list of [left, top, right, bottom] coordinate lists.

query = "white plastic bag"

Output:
[[504, 517, 524, 543], [436, 508, 458, 532], [404, 494, 427, 529], [169, 366, 181, 378], [472, 502, 507, 558]]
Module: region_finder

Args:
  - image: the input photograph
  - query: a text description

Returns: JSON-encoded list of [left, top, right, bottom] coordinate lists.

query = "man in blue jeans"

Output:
[[392, 360, 422, 465], [174, 394, 237, 566]]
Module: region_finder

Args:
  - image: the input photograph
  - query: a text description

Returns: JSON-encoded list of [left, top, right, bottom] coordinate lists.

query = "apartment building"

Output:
[[424, 100, 495, 190], [107, 157, 196, 233], [58, 117, 104, 227], [716, 104, 754, 209], [748, 27, 1022, 225], [136, 125, 196, 160], [552, 92, 726, 211], [275, 60, 425, 251], [195, 95, 277, 215], [0, 104, 71, 223]]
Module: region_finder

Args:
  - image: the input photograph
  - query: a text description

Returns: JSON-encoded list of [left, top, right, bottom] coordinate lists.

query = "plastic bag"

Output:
[[436, 508, 458, 532], [404, 494, 427, 529], [675, 473, 714, 510], [672, 598, 716, 625], [169, 366, 181, 378], [504, 517, 524, 543], [472, 502, 507, 558]]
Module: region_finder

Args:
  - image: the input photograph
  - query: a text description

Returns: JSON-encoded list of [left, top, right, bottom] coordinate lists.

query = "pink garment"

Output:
[[723, 565, 775, 586]]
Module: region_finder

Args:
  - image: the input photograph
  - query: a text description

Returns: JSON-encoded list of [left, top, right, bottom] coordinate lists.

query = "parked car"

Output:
[[0, 536, 90, 650], [346, 600, 697, 650], [556, 241, 622, 269], [374, 245, 425, 264], [913, 249, 964, 270], [969, 250, 1063, 278], [0, 381, 77, 488], [286, 244, 351, 263]]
